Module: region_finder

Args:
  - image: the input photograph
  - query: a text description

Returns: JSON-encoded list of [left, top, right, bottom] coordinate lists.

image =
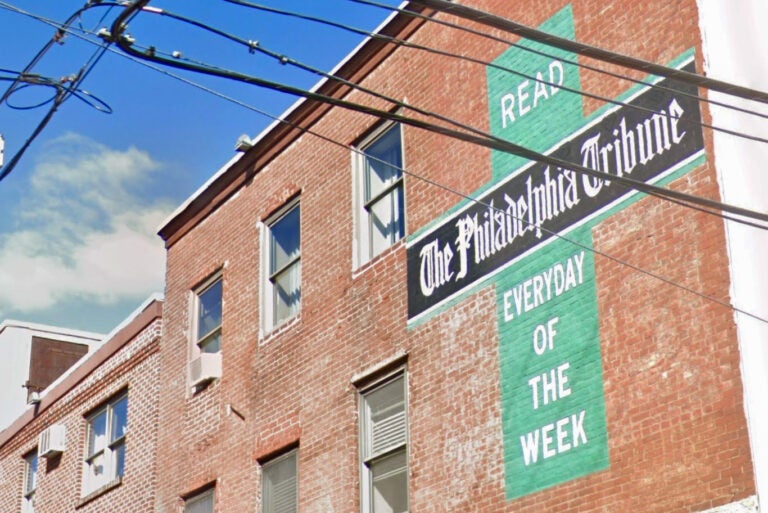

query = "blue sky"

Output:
[[0, 1, 399, 333]]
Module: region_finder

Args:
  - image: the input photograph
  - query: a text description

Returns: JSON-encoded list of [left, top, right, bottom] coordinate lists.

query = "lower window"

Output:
[[360, 372, 408, 513], [185, 488, 214, 513], [22, 450, 37, 513], [83, 393, 127, 494], [262, 449, 298, 513]]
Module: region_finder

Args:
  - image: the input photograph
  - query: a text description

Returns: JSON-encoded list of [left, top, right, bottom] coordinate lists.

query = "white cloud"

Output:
[[0, 133, 172, 313]]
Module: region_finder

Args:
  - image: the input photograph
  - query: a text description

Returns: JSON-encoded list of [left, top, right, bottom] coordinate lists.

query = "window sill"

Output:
[[77, 476, 122, 508], [260, 313, 301, 345], [352, 239, 404, 279]]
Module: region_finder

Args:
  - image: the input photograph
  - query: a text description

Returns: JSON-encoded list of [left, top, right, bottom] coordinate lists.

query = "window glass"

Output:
[[22, 451, 37, 513], [115, 444, 126, 478], [369, 189, 403, 262], [268, 203, 301, 327], [273, 261, 301, 323], [185, 489, 214, 513], [371, 450, 407, 513], [360, 373, 408, 513], [24, 452, 38, 494], [88, 410, 107, 456], [365, 126, 402, 201], [197, 278, 222, 353], [111, 396, 128, 441], [270, 206, 300, 274], [356, 124, 405, 266]]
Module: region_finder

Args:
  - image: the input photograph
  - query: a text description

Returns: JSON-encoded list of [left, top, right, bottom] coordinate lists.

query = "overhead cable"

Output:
[[349, 0, 768, 121], [99, 2, 768, 325], [107, 2, 768, 231], [225, 0, 768, 145], [11, 0, 765, 324], [0, 0, 120, 181], [404, 0, 768, 104]]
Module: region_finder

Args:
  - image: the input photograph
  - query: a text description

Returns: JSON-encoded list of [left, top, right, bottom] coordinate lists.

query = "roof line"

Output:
[[0, 297, 163, 450], [157, 1, 428, 247], [0, 319, 104, 341]]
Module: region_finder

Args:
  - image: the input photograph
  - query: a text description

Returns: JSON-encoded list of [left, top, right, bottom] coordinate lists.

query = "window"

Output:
[[195, 275, 222, 353], [354, 123, 405, 266], [262, 449, 298, 513], [360, 373, 408, 513], [185, 488, 214, 513], [263, 200, 301, 331], [83, 393, 127, 494], [22, 450, 37, 513]]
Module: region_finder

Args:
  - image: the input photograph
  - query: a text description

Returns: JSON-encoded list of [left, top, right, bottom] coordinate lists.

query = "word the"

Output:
[[528, 362, 572, 410]]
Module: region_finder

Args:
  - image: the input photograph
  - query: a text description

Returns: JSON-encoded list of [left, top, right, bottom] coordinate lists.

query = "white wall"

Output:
[[0, 322, 103, 431], [697, 1, 768, 508]]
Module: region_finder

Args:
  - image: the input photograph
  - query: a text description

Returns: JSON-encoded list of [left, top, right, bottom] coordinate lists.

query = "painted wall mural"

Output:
[[405, 4, 705, 500]]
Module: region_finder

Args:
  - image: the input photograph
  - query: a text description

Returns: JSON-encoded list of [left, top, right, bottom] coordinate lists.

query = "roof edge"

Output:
[[0, 296, 163, 450], [158, 2, 430, 248]]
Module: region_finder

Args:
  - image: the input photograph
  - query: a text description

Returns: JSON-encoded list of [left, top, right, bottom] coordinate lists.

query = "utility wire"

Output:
[[0, 71, 111, 112], [7, 1, 767, 324], [0, 1, 120, 181], [403, 0, 768, 104], [12, 2, 768, 230], [351, 0, 768, 122], [95, 3, 766, 325], [107, 3, 768, 232], [113, 42, 768, 327], [224, 0, 768, 146]]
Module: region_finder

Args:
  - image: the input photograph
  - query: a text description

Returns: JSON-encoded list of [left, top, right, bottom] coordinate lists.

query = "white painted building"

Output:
[[0, 320, 103, 431], [698, 1, 768, 510]]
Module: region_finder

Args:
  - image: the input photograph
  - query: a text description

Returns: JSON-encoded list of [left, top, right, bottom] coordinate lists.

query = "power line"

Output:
[[100, 2, 766, 325], [7, 0, 767, 325], [13, 0, 768, 232], [224, 0, 768, 146], [0, 1, 121, 181], [107, 2, 768, 232], [350, 0, 768, 123], [405, 0, 768, 104]]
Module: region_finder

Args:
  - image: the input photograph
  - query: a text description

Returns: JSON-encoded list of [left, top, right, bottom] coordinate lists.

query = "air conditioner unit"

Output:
[[39, 424, 66, 458], [189, 353, 222, 387]]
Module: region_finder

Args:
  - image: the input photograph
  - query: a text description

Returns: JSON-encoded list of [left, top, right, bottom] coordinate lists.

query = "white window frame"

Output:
[[261, 449, 298, 513], [22, 450, 37, 513], [260, 198, 301, 335], [82, 393, 128, 495], [192, 273, 223, 354], [352, 122, 405, 268], [184, 487, 214, 513], [359, 370, 409, 513]]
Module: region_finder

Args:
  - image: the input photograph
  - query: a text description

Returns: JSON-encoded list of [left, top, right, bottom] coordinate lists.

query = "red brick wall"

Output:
[[157, 1, 754, 512], [28, 337, 89, 398], [0, 315, 162, 513]]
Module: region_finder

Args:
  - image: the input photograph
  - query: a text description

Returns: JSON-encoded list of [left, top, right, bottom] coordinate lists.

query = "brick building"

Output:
[[2, 1, 767, 513], [152, 1, 765, 513], [0, 321, 103, 431], [0, 297, 162, 513]]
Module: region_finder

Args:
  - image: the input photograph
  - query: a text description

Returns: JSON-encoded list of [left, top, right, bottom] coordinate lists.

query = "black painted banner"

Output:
[[406, 62, 704, 321]]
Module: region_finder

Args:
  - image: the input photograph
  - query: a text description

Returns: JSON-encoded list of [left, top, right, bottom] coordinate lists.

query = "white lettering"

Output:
[[503, 253, 586, 322], [501, 93, 516, 128], [528, 361, 571, 409], [498, 59, 565, 128], [519, 410, 588, 466]]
